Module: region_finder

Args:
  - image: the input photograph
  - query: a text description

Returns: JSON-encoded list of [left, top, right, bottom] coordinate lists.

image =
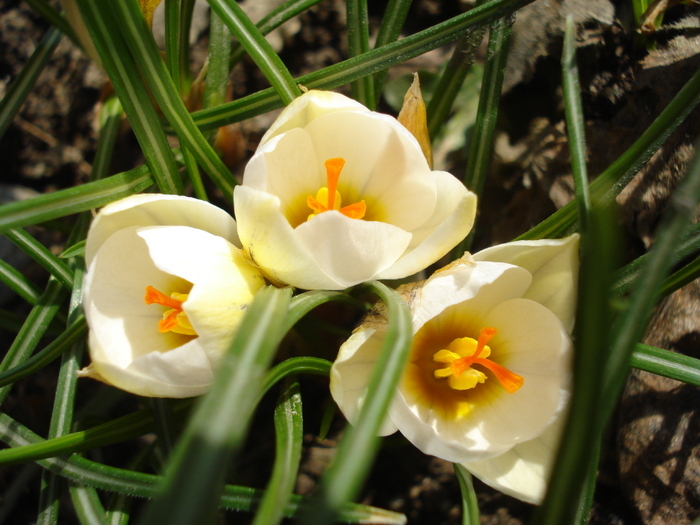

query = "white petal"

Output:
[[234, 186, 342, 289], [376, 174, 477, 280], [303, 111, 436, 231], [85, 194, 239, 266], [293, 211, 412, 289], [463, 415, 566, 504], [473, 298, 571, 448], [472, 234, 580, 332], [330, 327, 399, 436], [136, 226, 266, 365], [260, 90, 369, 146], [411, 259, 532, 333], [89, 334, 214, 398]]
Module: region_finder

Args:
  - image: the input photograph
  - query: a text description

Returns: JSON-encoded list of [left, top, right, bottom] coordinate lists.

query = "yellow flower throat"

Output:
[[307, 158, 366, 221], [144, 286, 197, 336], [433, 327, 524, 394]]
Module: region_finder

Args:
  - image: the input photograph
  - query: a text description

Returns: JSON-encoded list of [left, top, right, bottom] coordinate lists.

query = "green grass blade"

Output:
[[203, 9, 232, 110], [372, 0, 412, 100], [286, 290, 358, 332], [91, 96, 123, 182], [0, 166, 153, 233], [453, 465, 480, 525], [519, 66, 700, 240], [0, 316, 86, 389], [0, 411, 405, 523], [632, 343, 700, 387], [252, 379, 303, 525], [137, 286, 292, 525], [0, 27, 62, 142], [534, 202, 618, 525], [612, 222, 700, 295], [262, 357, 332, 400], [4, 229, 74, 289], [561, 16, 590, 233], [74, 0, 183, 195], [106, 0, 236, 199], [191, 0, 536, 131], [303, 281, 413, 525], [229, 0, 323, 67], [0, 259, 41, 305], [660, 255, 700, 298], [346, 0, 375, 108], [426, 1, 486, 139], [69, 483, 108, 525], [602, 140, 700, 422], [207, 0, 301, 105], [164, 0, 195, 95], [0, 277, 68, 405], [25, 0, 79, 44]]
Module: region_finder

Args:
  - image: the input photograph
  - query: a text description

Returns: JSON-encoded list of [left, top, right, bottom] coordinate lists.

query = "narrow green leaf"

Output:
[[207, 0, 301, 105], [4, 229, 74, 290], [660, 255, 700, 298], [426, 1, 486, 139], [74, 0, 184, 195], [0, 166, 153, 233], [602, 139, 700, 422], [453, 465, 480, 525], [203, 9, 232, 110], [0, 259, 41, 305], [24, 0, 80, 44], [0, 277, 67, 405], [69, 483, 108, 525], [347, 0, 375, 108], [0, 316, 86, 388], [631, 344, 700, 389], [561, 16, 590, 234], [519, 66, 700, 240], [191, 0, 536, 131], [91, 96, 123, 182], [262, 357, 332, 400], [0, 412, 406, 524], [252, 379, 303, 525], [229, 0, 324, 68], [0, 27, 62, 142], [60, 240, 86, 259], [164, 0, 195, 95], [286, 290, 357, 332], [106, 0, 236, 198], [137, 286, 293, 525], [372, 0, 413, 100], [303, 281, 412, 525]]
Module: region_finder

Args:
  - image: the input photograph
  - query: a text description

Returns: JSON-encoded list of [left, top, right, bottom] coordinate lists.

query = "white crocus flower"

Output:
[[233, 90, 478, 290], [80, 194, 266, 398], [330, 234, 579, 503]]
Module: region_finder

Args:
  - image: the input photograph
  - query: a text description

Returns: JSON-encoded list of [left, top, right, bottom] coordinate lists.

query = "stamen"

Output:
[[144, 285, 197, 336], [306, 157, 366, 221], [432, 327, 524, 393]]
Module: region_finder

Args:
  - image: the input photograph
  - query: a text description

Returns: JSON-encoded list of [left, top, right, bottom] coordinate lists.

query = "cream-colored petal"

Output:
[[463, 416, 566, 504], [85, 194, 239, 266], [260, 90, 369, 146], [83, 226, 191, 369], [330, 328, 399, 436], [303, 111, 436, 231], [293, 211, 412, 289], [234, 186, 342, 290], [89, 334, 213, 398], [471, 298, 571, 449], [376, 175, 477, 281], [472, 235, 580, 332], [136, 226, 266, 365], [410, 259, 532, 333], [242, 128, 323, 206]]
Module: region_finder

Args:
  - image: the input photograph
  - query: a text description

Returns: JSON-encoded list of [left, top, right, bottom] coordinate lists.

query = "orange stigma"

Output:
[[434, 327, 524, 394], [307, 157, 366, 220], [144, 285, 196, 336]]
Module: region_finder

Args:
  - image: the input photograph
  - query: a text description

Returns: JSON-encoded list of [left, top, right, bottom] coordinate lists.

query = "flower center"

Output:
[[306, 157, 366, 221], [433, 327, 523, 393], [144, 285, 197, 336]]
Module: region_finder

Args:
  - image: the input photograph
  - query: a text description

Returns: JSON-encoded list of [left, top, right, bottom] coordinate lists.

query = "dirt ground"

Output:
[[1, 0, 700, 523]]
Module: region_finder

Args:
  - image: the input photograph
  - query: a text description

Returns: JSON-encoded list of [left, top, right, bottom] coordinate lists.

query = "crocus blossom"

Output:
[[80, 194, 266, 398], [233, 89, 477, 290], [330, 235, 579, 503]]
